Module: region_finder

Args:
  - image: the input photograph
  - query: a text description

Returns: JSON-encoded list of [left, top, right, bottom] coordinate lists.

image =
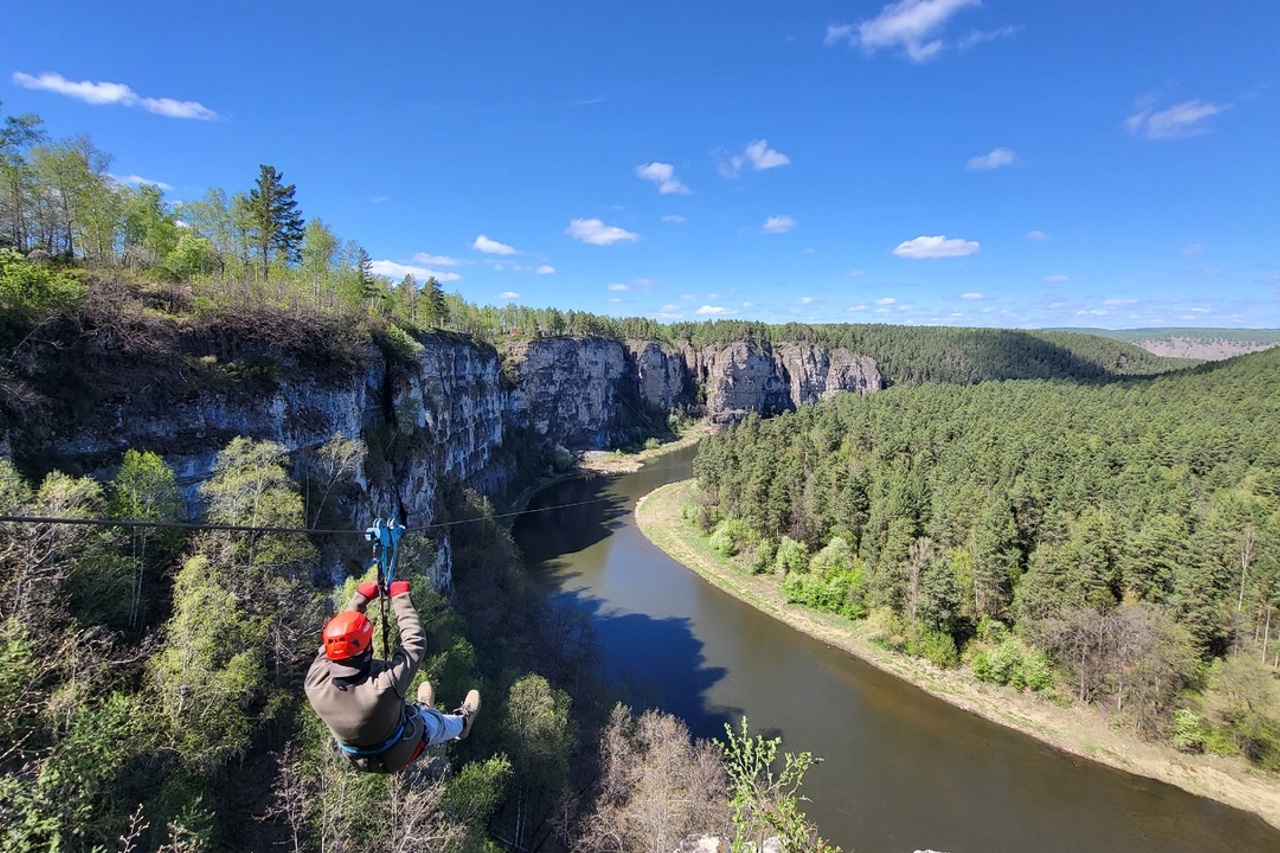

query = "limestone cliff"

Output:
[[14, 332, 880, 535], [681, 339, 882, 422]]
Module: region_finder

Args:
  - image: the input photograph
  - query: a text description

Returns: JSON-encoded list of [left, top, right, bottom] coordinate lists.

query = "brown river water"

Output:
[[513, 446, 1280, 853]]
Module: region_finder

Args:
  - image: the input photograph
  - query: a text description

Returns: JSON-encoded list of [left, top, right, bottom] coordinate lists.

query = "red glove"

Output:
[[389, 580, 411, 597], [356, 581, 379, 600]]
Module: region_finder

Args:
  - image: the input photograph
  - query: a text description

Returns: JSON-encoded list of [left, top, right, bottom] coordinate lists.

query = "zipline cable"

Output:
[[0, 492, 642, 536], [0, 452, 697, 536]]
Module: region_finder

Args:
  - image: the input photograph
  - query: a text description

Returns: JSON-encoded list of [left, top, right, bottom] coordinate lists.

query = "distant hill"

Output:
[[1048, 328, 1280, 361], [670, 321, 1195, 387]]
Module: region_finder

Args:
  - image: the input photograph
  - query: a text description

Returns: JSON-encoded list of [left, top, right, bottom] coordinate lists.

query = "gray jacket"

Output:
[[304, 589, 428, 772]]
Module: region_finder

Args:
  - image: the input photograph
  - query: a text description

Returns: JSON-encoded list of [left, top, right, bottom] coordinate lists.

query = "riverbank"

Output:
[[504, 424, 713, 523], [635, 478, 1280, 832], [577, 423, 714, 475]]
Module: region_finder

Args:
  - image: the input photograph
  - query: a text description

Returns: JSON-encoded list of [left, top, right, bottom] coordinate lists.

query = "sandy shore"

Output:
[[576, 423, 713, 474], [635, 478, 1280, 833]]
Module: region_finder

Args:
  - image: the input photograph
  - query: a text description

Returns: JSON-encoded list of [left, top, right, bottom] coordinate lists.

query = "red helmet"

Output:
[[323, 611, 373, 661]]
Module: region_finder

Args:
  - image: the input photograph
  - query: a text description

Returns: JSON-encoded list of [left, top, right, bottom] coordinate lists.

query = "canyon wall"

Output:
[[12, 334, 881, 574]]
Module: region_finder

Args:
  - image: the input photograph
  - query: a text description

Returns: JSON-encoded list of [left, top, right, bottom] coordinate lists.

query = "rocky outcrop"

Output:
[[682, 339, 882, 423], [776, 344, 880, 406], [503, 337, 634, 448], [626, 340, 691, 409]]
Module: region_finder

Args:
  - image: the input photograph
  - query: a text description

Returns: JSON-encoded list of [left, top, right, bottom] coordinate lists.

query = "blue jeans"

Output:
[[416, 705, 465, 745]]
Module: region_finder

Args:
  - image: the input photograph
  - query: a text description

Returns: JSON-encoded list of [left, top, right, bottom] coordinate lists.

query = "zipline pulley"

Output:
[[364, 517, 404, 657]]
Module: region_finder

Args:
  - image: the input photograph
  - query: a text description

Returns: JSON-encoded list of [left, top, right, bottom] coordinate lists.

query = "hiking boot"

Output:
[[416, 680, 435, 708], [454, 689, 480, 740]]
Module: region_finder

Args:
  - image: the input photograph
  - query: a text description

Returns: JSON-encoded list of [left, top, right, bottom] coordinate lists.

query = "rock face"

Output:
[[5, 330, 883, 586], [776, 344, 881, 406], [503, 337, 633, 448], [20, 332, 881, 544], [681, 339, 883, 423]]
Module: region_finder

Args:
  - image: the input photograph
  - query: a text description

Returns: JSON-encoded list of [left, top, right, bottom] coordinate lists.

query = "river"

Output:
[[512, 446, 1280, 853]]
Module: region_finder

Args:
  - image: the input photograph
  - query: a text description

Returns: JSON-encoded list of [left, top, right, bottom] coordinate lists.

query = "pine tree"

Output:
[[245, 164, 305, 280]]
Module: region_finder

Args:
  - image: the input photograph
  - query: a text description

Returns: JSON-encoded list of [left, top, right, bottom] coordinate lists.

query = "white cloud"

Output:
[[13, 71, 219, 119], [411, 252, 461, 267], [876, 297, 897, 305], [608, 283, 630, 291], [636, 162, 691, 195], [1183, 242, 1205, 255], [370, 196, 388, 204], [958, 25, 1017, 51], [566, 218, 640, 246], [662, 214, 687, 224], [1104, 298, 1137, 306], [473, 235, 518, 255], [848, 304, 870, 311], [826, 0, 982, 63], [609, 298, 622, 303], [497, 291, 521, 300], [1125, 98, 1225, 139], [966, 147, 1016, 170], [111, 174, 173, 190], [1026, 230, 1049, 241], [696, 305, 732, 315], [798, 296, 813, 305], [847, 270, 867, 277], [1042, 274, 1069, 283], [536, 265, 555, 275], [680, 293, 695, 301], [763, 215, 796, 234], [722, 139, 790, 176], [892, 234, 980, 259], [961, 291, 983, 299], [368, 260, 462, 282]]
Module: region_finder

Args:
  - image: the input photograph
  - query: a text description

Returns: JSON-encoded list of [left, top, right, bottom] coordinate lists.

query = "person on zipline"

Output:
[[305, 579, 480, 773]]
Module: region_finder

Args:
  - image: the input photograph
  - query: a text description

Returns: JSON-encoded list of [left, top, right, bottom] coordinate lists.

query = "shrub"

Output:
[[1172, 709, 1206, 753], [644, 437, 661, 451], [709, 522, 738, 557], [915, 628, 960, 669], [548, 444, 575, 472], [971, 636, 1052, 692], [380, 322, 425, 360], [781, 568, 865, 617], [749, 538, 777, 575], [774, 536, 809, 576], [809, 536, 857, 576]]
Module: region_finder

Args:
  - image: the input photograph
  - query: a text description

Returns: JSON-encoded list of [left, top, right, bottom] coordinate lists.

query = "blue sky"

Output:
[[4, 1, 1278, 329]]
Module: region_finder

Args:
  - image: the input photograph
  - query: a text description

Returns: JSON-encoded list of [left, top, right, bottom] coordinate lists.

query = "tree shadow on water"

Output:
[[533, 566, 739, 742], [515, 474, 630, 563]]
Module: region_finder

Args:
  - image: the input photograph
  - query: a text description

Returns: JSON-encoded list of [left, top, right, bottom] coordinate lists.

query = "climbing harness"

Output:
[[337, 704, 417, 758], [364, 517, 404, 658]]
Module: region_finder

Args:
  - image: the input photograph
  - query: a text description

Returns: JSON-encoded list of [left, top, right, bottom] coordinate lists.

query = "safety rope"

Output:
[[364, 518, 403, 658]]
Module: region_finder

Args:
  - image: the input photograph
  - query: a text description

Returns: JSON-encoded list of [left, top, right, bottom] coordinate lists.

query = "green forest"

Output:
[[690, 350, 1280, 763]]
